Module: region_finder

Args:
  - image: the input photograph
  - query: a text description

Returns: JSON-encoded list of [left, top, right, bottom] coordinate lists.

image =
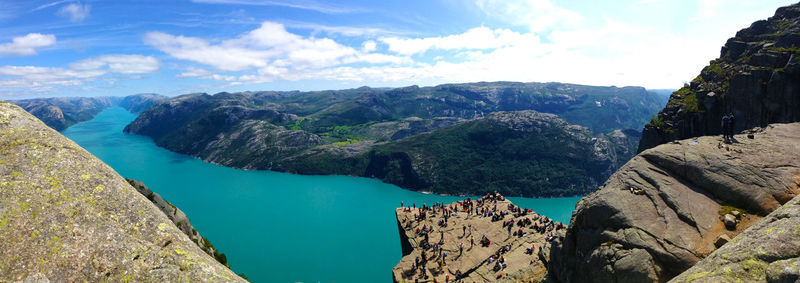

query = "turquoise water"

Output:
[[61, 107, 582, 283]]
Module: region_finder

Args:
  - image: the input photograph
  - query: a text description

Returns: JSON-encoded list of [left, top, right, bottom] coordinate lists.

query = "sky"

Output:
[[0, 0, 796, 98]]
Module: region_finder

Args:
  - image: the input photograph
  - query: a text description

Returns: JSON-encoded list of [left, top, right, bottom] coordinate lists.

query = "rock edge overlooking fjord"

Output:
[[0, 101, 244, 282]]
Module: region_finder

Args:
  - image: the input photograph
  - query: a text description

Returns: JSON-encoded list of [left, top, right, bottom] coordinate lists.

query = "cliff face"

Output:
[[0, 101, 243, 281], [548, 123, 800, 282], [639, 3, 800, 152]]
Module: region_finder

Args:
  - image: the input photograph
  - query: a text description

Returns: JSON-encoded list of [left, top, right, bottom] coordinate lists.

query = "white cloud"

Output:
[[146, 21, 409, 74], [693, 0, 726, 21], [58, 3, 90, 22], [69, 54, 161, 74], [0, 33, 57, 56], [191, 0, 367, 14], [0, 54, 160, 89], [178, 66, 212, 78], [380, 27, 536, 56], [32, 0, 71, 11], [475, 0, 583, 32], [361, 40, 377, 52]]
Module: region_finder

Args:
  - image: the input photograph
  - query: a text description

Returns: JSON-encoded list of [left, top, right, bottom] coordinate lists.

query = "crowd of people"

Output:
[[397, 192, 567, 282]]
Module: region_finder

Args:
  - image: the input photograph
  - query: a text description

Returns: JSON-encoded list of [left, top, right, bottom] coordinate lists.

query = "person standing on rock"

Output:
[[728, 112, 735, 139], [721, 114, 731, 140]]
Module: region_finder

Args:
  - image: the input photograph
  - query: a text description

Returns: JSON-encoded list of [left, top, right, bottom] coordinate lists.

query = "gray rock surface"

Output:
[[0, 101, 243, 281], [671, 183, 800, 282], [548, 122, 800, 282]]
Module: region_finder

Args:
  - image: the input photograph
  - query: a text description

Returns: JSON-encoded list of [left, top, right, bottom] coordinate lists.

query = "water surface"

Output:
[[62, 107, 582, 282]]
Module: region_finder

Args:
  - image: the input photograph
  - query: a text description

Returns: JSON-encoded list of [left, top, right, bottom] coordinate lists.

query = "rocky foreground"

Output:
[[393, 193, 566, 282], [0, 101, 243, 281], [548, 122, 800, 282]]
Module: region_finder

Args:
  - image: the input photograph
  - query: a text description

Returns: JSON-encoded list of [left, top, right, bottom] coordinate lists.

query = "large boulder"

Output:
[[548, 122, 800, 282], [0, 101, 244, 281]]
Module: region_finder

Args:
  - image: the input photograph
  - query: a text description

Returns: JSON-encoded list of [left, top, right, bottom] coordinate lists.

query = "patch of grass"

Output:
[[766, 46, 800, 54], [674, 87, 703, 113], [719, 205, 747, 218], [648, 115, 664, 128]]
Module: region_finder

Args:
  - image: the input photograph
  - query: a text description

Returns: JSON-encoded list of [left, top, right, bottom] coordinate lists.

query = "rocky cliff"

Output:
[[0, 101, 244, 281], [393, 194, 566, 282], [639, 3, 800, 152], [12, 94, 167, 131], [548, 122, 800, 282]]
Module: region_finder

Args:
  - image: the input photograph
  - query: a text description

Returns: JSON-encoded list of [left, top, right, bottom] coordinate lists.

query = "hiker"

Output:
[[721, 114, 730, 139], [728, 112, 735, 138]]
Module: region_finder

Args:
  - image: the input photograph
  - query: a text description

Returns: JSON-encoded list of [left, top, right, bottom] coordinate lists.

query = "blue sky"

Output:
[[0, 0, 796, 98]]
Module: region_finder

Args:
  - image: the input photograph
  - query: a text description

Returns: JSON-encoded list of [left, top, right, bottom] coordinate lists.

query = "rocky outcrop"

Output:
[[393, 194, 566, 282], [671, 184, 800, 282], [0, 101, 244, 281], [639, 3, 800, 152], [548, 123, 800, 282], [126, 179, 230, 267]]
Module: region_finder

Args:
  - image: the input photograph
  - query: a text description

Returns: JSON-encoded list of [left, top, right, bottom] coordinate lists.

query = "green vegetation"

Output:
[[674, 87, 703, 113], [704, 63, 726, 78], [719, 205, 754, 217], [766, 46, 800, 54], [649, 115, 664, 128]]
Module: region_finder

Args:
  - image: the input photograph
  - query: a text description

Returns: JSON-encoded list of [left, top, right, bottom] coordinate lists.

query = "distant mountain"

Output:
[[125, 81, 661, 197], [118, 93, 169, 113], [12, 94, 168, 131], [639, 3, 800, 152]]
